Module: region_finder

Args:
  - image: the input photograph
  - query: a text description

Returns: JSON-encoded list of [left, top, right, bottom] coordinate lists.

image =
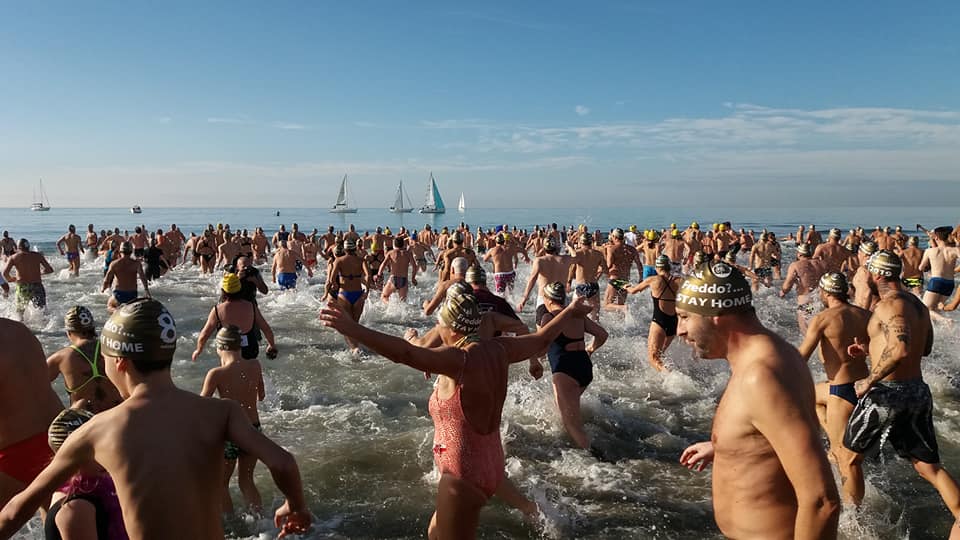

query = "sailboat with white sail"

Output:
[[330, 174, 358, 214], [457, 192, 465, 213], [419, 172, 446, 214], [388, 180, 414, 213], [31, 179, 51, 211]]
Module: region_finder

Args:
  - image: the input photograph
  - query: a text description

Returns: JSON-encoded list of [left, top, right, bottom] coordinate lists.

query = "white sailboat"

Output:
[[388, 180, 414, 213], [457, 192, 465, 213], [419, 172, 446, 214], [330, 174, 358, 214], [30, 179, 51, 212]]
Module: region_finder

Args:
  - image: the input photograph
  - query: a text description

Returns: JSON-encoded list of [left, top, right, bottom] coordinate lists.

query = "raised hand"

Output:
[[847, 337, 867, 358], [679, 441, 715, 472]]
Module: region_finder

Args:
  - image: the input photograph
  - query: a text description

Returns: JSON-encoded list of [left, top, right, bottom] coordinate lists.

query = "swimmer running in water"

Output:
[[626, 255, 680, 371]]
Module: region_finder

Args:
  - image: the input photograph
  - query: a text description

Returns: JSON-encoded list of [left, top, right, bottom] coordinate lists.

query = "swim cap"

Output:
[[465, 265, 486, 285], [867, 250, 902, 278], [671, 229, 681, 238], [671, 223, 677, 229], [579, 232, 592, 245], [120, 242, 133, 254], [859, 241, 878, 256], [718, 224, 727, 232], [819, 272, 848, 295], [691, 222, 699, 229], [438, 291, 481, 335], [655, 255, 671, 269], [723, 251, 737, 264], [221, 273, 241, 294], [908, 236, 918, 246], [611, 228, 625, 239], [676, 262, 753, 317], [452, 231, 464, 244], [344, 238, 357, 251], [100, 298, 177, 363], [446, 281, 473, 300], [64, 305, 95, 333], [543, 281, 566, 302], [48, 408, 95, 453], [216, 325, 242, 351], [644, 230, 656, 241], [495, 233, 505, 245], [384, 227, 392, 235], [693, 252, 707, 266], [797, 243, 812, 257], [844, 242, 856, 252], [829, 228, 841, 239], [544, 237, 559, 253], [629, 225, 638, 232]]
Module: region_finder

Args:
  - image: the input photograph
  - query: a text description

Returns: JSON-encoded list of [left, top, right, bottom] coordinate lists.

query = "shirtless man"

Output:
[[603, 228, 641, 309], [850, 241, 880, 310], [639, 231, 662, 280], [272, 225, 290, 249], [919, 226, 959, 318], [271, 240, 310, 291], [252, 227, 270, 263], [102, 242, 150, 313], [302, 238, 320, 275], [843, 250, 960, 522], [890, 225, 908, 250], [0, 318, 63, 510], [517, 237, 573, 324], [2, 239, 54, 317], [422, 257, 469, 316], [896, 236, 925, 295], [438, 232, 478, 282], [677, 263, 840, 539], [813, 228, 847, 274], [567, 233, 607, 319], [482, 234, 520, 295], [0, 232, 16, 261], [163, 224, 187, 268], [417, 225, 435, 250], [200, 325, 267, 513], [0, 299, 311, 538], [749, 233, 777, 290], [217, 231, 241, 270], [661, 229, 688, 276], [796, 273, 870, 505], [683, 222, 703, 264], [780, 243, 830, 334], [526, 230, 546, 259], [319, 226, 337, 261], [54, 225, 84, 277], [805, 224, 823, 250], [46, 305, 123, 414], [377, 237, 418, 302], [714, 224, 735, 260], [409, 234, 433, 272]]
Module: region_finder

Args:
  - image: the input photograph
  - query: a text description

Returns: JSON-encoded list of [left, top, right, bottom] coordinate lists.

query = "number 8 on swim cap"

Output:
[[100, 298, 178, 364]]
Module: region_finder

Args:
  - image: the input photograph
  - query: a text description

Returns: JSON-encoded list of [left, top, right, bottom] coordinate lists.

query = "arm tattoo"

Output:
[[869, 315, 911, 383]]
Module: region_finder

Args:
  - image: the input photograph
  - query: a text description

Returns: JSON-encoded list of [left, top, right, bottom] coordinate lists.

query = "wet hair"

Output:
[[394, 237, 405, 249]]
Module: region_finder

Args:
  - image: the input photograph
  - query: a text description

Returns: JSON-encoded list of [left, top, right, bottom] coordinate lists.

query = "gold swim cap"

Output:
[[216, 325, 242, 351], [655, 255, 671, 269], [48, 408, 95, 453], [867, 250, 902, 278], [629, 225, 638, 232], [221, 273, 242, 294], [64, 305, 95, 333], [829, 228, 841, 239], [612, 228, 625, 239], [344, 238, 357, 251], [465, 265, 486, 285], [544, 237, 559, 253], [859, 241, 878, 256], [797, 243, 812, 257], [579, 232, 592, 245], [543, 281, 566, 302], [100, 298, 177, 364], [819, 272, 848, 295], [671, 229, 681, 238], [691, 221, 699, 229], [676, 262, 753, 317], [693, 251, 707, 266], [452, 231, 464, 244], [438, 291, 481, 335], [670, 223, 677, 229]]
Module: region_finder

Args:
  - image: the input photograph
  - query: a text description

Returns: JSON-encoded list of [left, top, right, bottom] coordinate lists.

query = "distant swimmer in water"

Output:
[[627, 255, 680, 371], [567, 232, 607, 321], [0, 299, 312, 538], [2, 239, 54, 318], [483, 233, 522, 296], [56, 224, 84, 277], [796, 273, 870, 506], [602, 228, 641, 310], [327, 238, 370, 354], [201, 325, 267, 514], [271, 240, 310, 291], [377, 237, 418, 302], [320, 289, 593, 539], [539, 282, 607, 450], [101, 242, 149, 313], [677, 262, 840, 539]]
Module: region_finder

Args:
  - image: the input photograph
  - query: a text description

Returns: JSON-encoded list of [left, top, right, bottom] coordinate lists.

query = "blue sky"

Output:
[[1, 1, 958, 207]]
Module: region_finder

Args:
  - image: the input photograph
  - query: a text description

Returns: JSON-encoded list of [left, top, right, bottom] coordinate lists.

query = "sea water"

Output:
[[3, 207, 959, 539]]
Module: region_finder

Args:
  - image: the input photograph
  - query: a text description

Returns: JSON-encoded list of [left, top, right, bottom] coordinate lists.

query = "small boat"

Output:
[[330, 174, 359, 214], [419, 172, 446, 214], [457, 192, 465, 213], [30, 179, 51, 211], [389, 180, 414, 213], [130, 205, 142, 214]]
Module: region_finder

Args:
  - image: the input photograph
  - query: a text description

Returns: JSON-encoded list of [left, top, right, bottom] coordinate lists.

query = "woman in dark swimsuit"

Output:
[[193, 273, 278, 361], [539, 282, 608, 450], [627, 255, 681, 371], [327, 239, 370, 354]]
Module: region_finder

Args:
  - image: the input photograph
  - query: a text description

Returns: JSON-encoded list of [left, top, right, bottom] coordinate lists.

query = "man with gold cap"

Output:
[[796, 273, 871, 506], [0, 299, 311, 538], [813, 228, 848, 274], [850, 241, 880, 310], [843, 250, 960, 521], [676, 261, 840, 539]]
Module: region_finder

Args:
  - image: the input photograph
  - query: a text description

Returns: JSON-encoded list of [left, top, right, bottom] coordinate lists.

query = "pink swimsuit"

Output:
[[428, 362, 504, 499]]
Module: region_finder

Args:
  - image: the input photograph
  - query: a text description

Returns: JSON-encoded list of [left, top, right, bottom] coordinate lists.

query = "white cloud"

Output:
[[271, 122, 309, 130], [575, 105, 591, 117], [207, 117, 252, 125], [155, 116, 172, 124]]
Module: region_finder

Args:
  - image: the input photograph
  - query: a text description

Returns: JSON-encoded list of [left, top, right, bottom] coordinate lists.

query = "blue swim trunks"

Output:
[[642, 265, 657, 280], [278, 272, 297, 290], [113, 289, 137, 305], [926, 277, 955, 297]]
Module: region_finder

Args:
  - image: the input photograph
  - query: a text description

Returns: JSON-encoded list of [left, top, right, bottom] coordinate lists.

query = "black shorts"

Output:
[[843, 380, 940, 463]]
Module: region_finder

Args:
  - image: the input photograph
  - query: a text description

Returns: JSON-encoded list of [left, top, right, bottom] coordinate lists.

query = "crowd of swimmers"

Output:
[[0, 218, 959, 539]]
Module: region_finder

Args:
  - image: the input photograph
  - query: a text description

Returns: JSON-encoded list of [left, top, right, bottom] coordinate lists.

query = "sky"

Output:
[[1, 1, 958, 208]]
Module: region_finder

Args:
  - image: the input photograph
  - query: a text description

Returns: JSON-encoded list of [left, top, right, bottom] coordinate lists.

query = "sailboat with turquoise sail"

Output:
[[388, 180, 414, 213], [419, 172, 446, 214], [330, 174, 358, 214]]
